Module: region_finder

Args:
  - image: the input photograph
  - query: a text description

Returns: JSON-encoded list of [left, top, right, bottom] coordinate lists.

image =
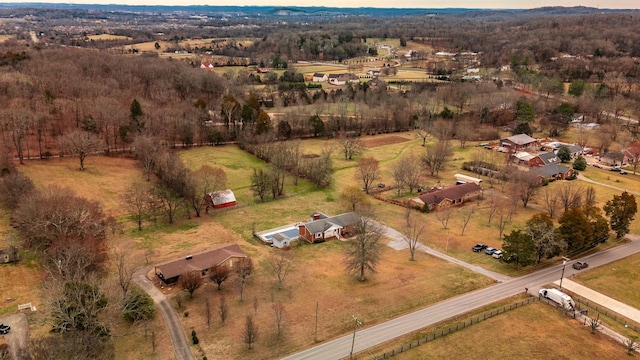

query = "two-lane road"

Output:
[[283, 238, 640, 360]]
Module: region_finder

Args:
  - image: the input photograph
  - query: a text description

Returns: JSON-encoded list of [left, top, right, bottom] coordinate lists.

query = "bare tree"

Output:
[[391, 154, 423, 195], [251, 168, 272, 202], [235, 258, 253, 301], [272, 303, 286, 338], [509, 171, 541, 208], [132, 135, 164, 181], [208, 264, 231, 290], [3, 108, 32, 165], [422, 140, 452, 176], [414, 119, 430, 146], [268, 251, 295, 290], [180, 271, 203, 298], [113, 244, 135, 299], [153, 185, 183, 224], [460, 207, 475, 236], [219, 295, 229, 324], [58, 129, 103, 170], [402, 213, 425, 261], [243, 315, 259, 349], [541, 187, 561, 218], [340, 137, 363, 160], [589, 314, 602, 334], [0, 171, 34, 210], [340, 185, 370, 212], [557, 182, 583, 212], [343, 213, 383, 282], [436, 208, 452, 229], [356, 157, 380, 194], [122, 182, 154, 230], [585, 186, 597, 206]]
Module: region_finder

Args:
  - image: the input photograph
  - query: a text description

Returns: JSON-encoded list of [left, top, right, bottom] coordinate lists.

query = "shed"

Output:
[[207, 189, 237, 209]]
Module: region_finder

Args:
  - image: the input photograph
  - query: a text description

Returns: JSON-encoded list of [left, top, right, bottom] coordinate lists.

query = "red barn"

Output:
[[206, 189, 237, 209]]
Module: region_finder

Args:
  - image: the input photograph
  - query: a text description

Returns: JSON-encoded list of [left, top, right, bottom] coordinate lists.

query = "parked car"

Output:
[[573, 261, 589, 270], [472, 243, 487, 252], [592, 163, 602, 168], [620, 170, 628, 175], [609, 167, 621, 172], [0, 324, 10, 335], [492, 250, 503, 259], [485, 247, 497, 255]]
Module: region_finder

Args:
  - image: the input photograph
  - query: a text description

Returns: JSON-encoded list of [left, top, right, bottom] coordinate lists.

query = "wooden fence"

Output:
[[369, 297, 537, 360]]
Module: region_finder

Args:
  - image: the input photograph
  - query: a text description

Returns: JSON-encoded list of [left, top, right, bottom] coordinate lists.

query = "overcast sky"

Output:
[[0, 0, 638, 10]]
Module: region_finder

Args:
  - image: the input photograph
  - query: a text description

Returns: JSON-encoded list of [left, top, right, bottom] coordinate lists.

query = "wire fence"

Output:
[[573, 295, 640, 334], [369, 297, 537, 360]]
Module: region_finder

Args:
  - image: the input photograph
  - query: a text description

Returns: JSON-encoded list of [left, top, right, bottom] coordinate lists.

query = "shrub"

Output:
[[122, 285, 156, 322]]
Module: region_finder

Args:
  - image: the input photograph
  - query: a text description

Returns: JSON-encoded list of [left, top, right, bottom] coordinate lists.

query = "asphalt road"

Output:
[[133, 268, 195, 360], [282, 236, 640, 360]]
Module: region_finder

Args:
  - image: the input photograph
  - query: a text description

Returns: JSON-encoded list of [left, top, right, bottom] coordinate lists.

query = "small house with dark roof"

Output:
[[410, 183, 482, 211], [531, 164, 574, 181], [298, 212, 359, 243], [154, 244, 246, 284]]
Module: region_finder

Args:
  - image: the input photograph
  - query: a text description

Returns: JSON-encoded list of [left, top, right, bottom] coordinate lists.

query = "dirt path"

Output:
[[133, 268, 194, 360]]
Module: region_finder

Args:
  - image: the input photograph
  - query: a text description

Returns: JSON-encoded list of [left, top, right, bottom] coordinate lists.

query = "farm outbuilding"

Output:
[[206, 189, 237, 209], [454, 174, 483, 185]]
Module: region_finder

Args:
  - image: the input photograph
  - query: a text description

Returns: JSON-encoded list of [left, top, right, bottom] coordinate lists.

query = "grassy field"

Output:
[[372, 301, 629, 360], [575, 252, 640, 310], [6, 129, 640, 358], [87, 34, 132, 41]]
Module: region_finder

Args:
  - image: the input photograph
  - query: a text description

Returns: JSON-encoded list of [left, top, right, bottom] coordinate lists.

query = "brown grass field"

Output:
[[87, 34, 132, 41], [3, 129, 640, 358], [374, 301, 629, 359]]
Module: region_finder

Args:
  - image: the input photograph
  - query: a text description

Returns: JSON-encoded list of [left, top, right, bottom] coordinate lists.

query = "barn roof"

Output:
[[209, 189, 236, 206]]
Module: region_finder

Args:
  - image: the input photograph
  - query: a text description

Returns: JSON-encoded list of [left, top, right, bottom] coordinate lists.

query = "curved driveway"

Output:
[[282, 236, 640, 360], [133, 268, 194, 360]]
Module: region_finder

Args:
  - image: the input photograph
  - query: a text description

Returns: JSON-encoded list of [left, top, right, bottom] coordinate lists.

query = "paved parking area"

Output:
[[0, 313, 28, 359]]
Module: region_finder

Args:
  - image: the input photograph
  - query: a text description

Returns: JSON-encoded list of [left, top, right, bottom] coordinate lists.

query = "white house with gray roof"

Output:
[[298, 212, 359, 243]]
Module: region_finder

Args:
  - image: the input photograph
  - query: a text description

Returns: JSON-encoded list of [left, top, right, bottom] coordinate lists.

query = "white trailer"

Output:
[[454, 174, 483, 185], [539, 288, 575, 311]]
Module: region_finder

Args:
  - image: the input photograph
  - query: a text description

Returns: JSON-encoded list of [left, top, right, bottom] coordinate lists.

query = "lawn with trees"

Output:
[[1, 5, 640, 359]]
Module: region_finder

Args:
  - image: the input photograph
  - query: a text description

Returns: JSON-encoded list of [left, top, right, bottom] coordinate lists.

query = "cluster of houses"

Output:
[[500, 133, 582, 181]]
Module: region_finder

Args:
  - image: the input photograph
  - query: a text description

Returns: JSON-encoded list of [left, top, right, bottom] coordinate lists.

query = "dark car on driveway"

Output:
[[573, 261, 589, 270], [0, 323, 10, 334], [472, 243, 487, 252]]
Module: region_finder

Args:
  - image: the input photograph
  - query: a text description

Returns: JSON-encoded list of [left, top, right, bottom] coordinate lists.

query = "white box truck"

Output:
[[539, 288, 575, 311]]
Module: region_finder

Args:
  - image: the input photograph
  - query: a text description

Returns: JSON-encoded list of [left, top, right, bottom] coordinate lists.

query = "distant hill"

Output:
[[0, 3, 634, 19]]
